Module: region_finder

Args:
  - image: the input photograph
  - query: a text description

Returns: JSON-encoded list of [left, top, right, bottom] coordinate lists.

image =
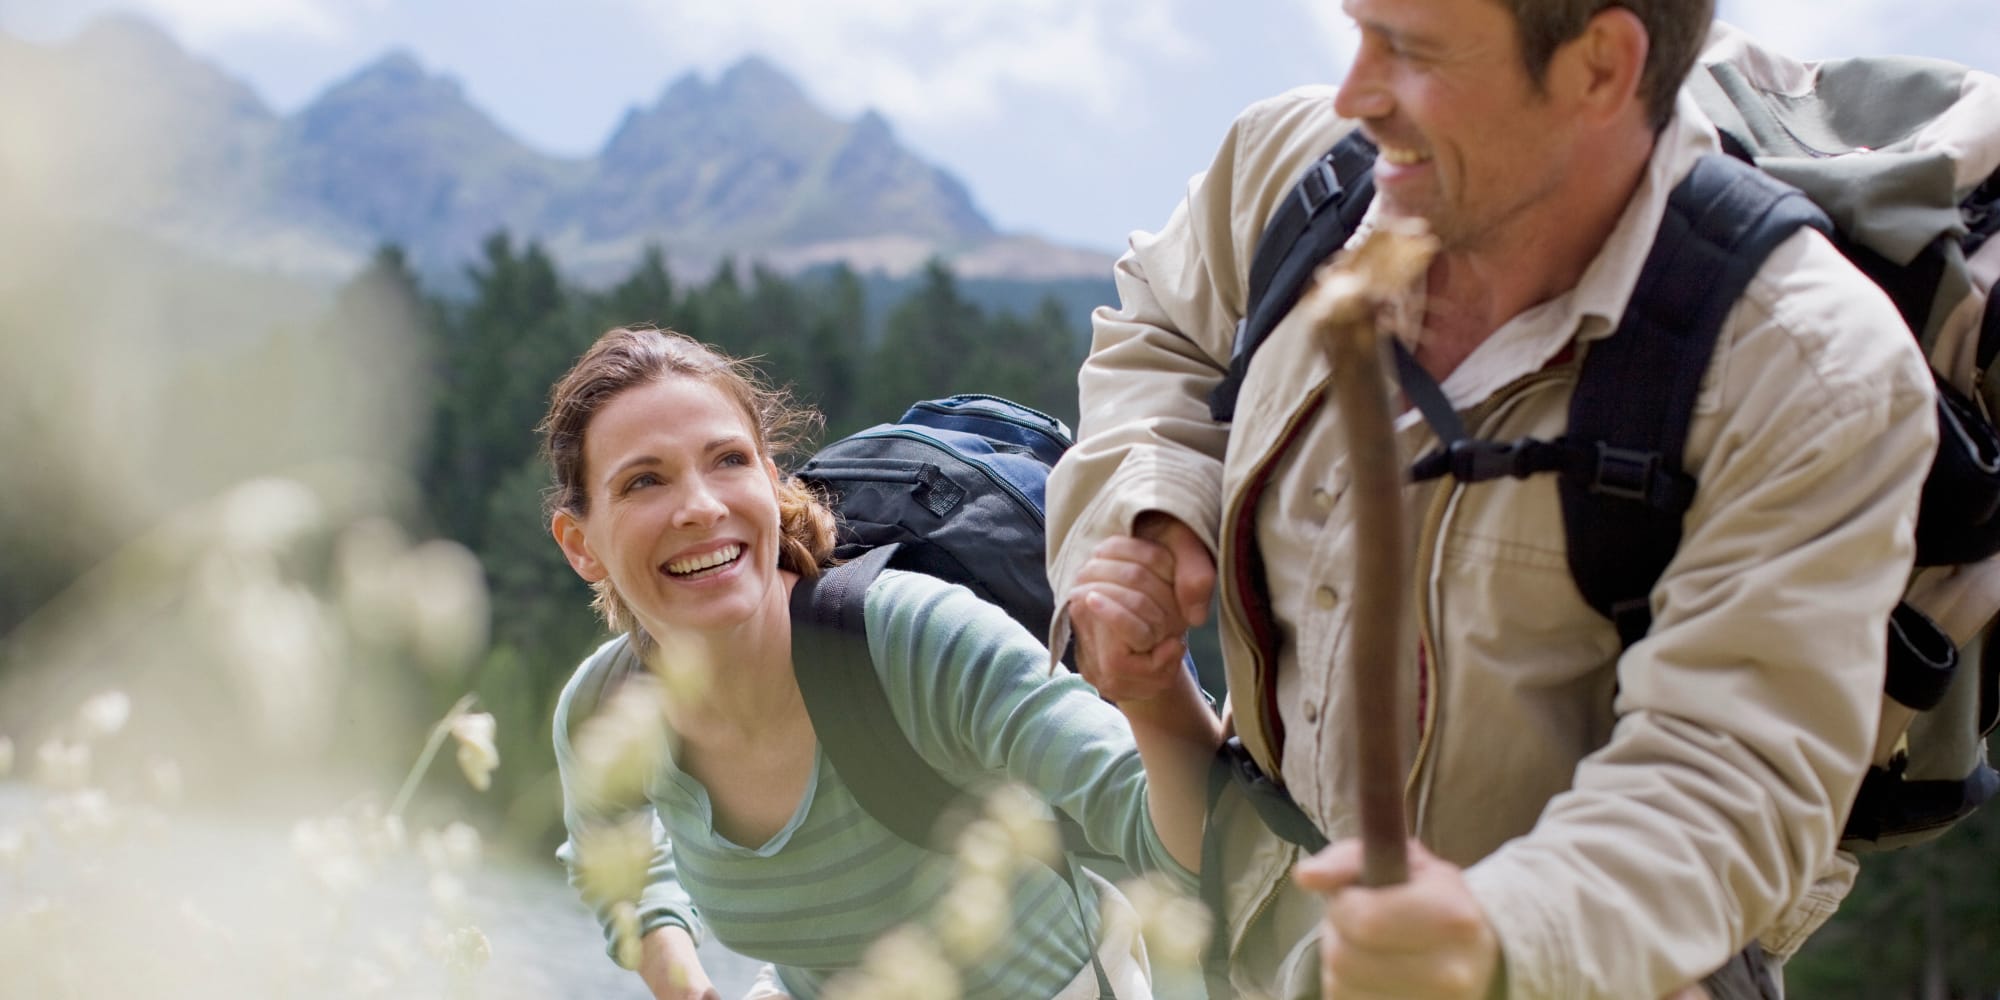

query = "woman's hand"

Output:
[[1070, 512, 1214, 706], [637, 926, 722, 1000]]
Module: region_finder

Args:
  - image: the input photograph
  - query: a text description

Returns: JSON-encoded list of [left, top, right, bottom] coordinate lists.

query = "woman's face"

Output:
[[552, 375, 786, 639]]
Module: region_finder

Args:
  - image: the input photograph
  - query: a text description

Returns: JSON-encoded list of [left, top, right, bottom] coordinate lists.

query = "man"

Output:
[[1049, 1, 1939, 996]]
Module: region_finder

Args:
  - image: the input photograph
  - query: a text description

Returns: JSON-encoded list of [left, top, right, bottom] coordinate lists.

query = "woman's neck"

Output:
[[642, 571, 804, 743]]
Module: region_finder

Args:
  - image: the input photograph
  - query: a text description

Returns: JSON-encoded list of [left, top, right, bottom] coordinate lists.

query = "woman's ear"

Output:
[[551, 509, 608, 583]]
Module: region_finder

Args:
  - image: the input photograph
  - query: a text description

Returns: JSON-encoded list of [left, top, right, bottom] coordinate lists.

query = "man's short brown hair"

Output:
[[1498, 0, 1715, 130]]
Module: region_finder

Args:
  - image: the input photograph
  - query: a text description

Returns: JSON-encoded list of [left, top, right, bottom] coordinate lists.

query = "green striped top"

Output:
[[554, 569, 1195, 999]]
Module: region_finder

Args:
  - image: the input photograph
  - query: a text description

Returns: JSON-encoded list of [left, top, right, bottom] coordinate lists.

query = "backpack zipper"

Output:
[[831, 427, 1047, 528], [906, 396, 1075, 452]]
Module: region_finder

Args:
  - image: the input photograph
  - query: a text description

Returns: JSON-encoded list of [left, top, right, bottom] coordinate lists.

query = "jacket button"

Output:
[[1315, 587, 1336, 609], [1304, 703, 1320, 725], [1312, 488, 1334, 512]]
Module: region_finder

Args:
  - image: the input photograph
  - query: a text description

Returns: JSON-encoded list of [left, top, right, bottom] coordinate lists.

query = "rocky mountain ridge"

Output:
[[0, 15, 1112, 285]]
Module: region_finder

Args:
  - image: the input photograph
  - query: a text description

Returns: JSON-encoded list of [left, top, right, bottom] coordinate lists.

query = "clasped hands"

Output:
[[1067, 512, 1500, 1000]]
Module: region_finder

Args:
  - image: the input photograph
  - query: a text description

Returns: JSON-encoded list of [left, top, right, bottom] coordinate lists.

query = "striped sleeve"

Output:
[[863, 569, 1198, 891], [552, 635, 704, 963]]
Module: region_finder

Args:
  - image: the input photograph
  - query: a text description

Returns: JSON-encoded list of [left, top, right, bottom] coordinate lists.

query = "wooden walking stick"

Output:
[[1295, 219, 1438, 887]]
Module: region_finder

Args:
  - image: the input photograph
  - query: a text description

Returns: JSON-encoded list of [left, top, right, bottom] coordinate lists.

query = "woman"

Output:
[[543, 327, 1219, 1000]]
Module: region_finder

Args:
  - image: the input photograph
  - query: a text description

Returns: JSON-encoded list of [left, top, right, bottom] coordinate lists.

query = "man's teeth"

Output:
[[666, 544, 743, 576], [1382, 146, 1431, 166]]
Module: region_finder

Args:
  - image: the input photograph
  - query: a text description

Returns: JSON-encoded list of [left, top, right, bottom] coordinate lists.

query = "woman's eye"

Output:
[[719, 451, 750, 467], [624, 472, 660, 492]]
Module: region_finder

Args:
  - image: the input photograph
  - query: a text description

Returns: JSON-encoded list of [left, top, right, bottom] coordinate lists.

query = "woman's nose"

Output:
[[673, 479, 728, 528]]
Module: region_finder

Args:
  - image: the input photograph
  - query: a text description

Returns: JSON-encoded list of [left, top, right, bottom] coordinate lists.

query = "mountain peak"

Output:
[[69, 11, 182, 60], [326, 49, 463, 101], [717, 54, 803, 100]]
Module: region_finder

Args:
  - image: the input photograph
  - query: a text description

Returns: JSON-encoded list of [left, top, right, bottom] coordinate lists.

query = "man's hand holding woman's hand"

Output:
[[1069, 512, 1216, 711]]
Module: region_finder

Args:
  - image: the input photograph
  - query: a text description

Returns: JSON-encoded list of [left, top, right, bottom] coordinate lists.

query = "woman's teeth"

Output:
[[666, 544, 743, 577]]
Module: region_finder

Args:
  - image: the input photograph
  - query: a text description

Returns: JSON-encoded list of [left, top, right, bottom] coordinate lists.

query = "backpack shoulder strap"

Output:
[[788, 543, 975, 851], [1564, 154, 1832, 644], [1210, 131, 1379, 421], [791, 546, 1119, 998]]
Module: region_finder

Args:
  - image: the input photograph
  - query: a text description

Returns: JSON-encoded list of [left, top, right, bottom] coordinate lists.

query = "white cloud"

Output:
[[1715, 0, 1893, 61], [1287, 0, 1360, 76], [619, 0, 1201, 128], [124, 0, 378, 46]]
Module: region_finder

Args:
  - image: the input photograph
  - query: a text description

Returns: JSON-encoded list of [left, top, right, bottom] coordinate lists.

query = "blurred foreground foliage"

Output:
[[0, 230, 1091, 858]]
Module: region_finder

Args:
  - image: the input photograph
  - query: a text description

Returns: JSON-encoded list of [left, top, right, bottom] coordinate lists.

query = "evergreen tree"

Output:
[[604, 243, 680, 332], [866, 258, 988, 416]]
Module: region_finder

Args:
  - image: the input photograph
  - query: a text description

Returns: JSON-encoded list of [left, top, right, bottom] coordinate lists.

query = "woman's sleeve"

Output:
[[863, 571, 1198, 892], [552, 638, 704, 965]]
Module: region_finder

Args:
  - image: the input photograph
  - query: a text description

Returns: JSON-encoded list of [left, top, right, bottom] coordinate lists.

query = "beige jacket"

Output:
[[1044, 85, 1939, 998]]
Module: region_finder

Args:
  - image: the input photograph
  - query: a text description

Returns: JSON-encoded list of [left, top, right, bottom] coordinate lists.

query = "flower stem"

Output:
[[388, 693, 477, 821]]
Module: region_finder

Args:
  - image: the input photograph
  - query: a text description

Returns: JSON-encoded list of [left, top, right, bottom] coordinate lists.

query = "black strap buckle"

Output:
[[1591, 443, 1661, 502], [1447, 439, 1531, 482], [1296, 157, 1344, 219]]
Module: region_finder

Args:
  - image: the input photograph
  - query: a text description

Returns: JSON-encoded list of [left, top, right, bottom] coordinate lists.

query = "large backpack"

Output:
[[1212, 30, 2000, 853]]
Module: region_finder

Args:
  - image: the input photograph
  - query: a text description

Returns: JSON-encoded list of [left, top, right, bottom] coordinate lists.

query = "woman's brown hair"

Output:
[[538, 326, 837, 635]]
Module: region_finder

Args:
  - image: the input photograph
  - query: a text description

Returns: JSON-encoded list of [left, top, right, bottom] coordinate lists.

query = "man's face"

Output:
[[1334, 0, 1581, 253]]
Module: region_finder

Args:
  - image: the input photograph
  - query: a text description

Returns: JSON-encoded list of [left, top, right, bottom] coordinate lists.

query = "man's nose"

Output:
[[1333, 45, 1392, 121]]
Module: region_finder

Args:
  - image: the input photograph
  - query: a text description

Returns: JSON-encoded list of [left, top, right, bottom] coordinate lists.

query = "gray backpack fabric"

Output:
[[1692, 25, 2000, 851]]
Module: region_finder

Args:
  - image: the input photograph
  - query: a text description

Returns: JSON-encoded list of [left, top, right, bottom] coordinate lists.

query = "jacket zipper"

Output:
[[1220, 386, 1334, 765], [1403, 368, 1572, 823]]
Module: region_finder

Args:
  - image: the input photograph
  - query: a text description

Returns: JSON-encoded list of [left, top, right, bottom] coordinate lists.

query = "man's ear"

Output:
[[1554, 6, 1648, 125], [551, 509, 608, 583]]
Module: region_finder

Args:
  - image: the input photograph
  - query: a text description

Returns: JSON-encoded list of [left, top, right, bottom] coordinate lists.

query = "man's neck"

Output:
[[1415, 128, 1657, 381]]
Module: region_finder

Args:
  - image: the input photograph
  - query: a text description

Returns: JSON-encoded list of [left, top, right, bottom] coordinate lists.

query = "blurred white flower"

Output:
[[643, 647, 713, 714], [935, 872, 1009, 962], [954, 818, 1015, 880], [292, 816, 366, 897], [984, 783, 1060, 867], [0, 735, 12, 778], [444, 924, 491, 975], [0, 827, 28, 876], [429, 872, 468, 919], [46, 790, 116, 841], [214, 572, 340, 752], [448, 712, 498, 792], [75, 690, 132, 741], [574, 814, 655, 904], [358, 810, 407, 859], [33, 739, 90, 791], [573, 675, 669, 808], [1119, 873, 1212, 969], [826, 926, 960, 1000], [403, 540, 490, 674], [216, 477, 324, 555], [145, 757, 183, 805], [610, 900, 644, 970], [417, 821, 484, 874], [336, 517, 412, 647]]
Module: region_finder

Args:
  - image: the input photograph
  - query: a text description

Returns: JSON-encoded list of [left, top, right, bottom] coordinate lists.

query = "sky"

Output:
[[1, 0, 1996, 255]]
